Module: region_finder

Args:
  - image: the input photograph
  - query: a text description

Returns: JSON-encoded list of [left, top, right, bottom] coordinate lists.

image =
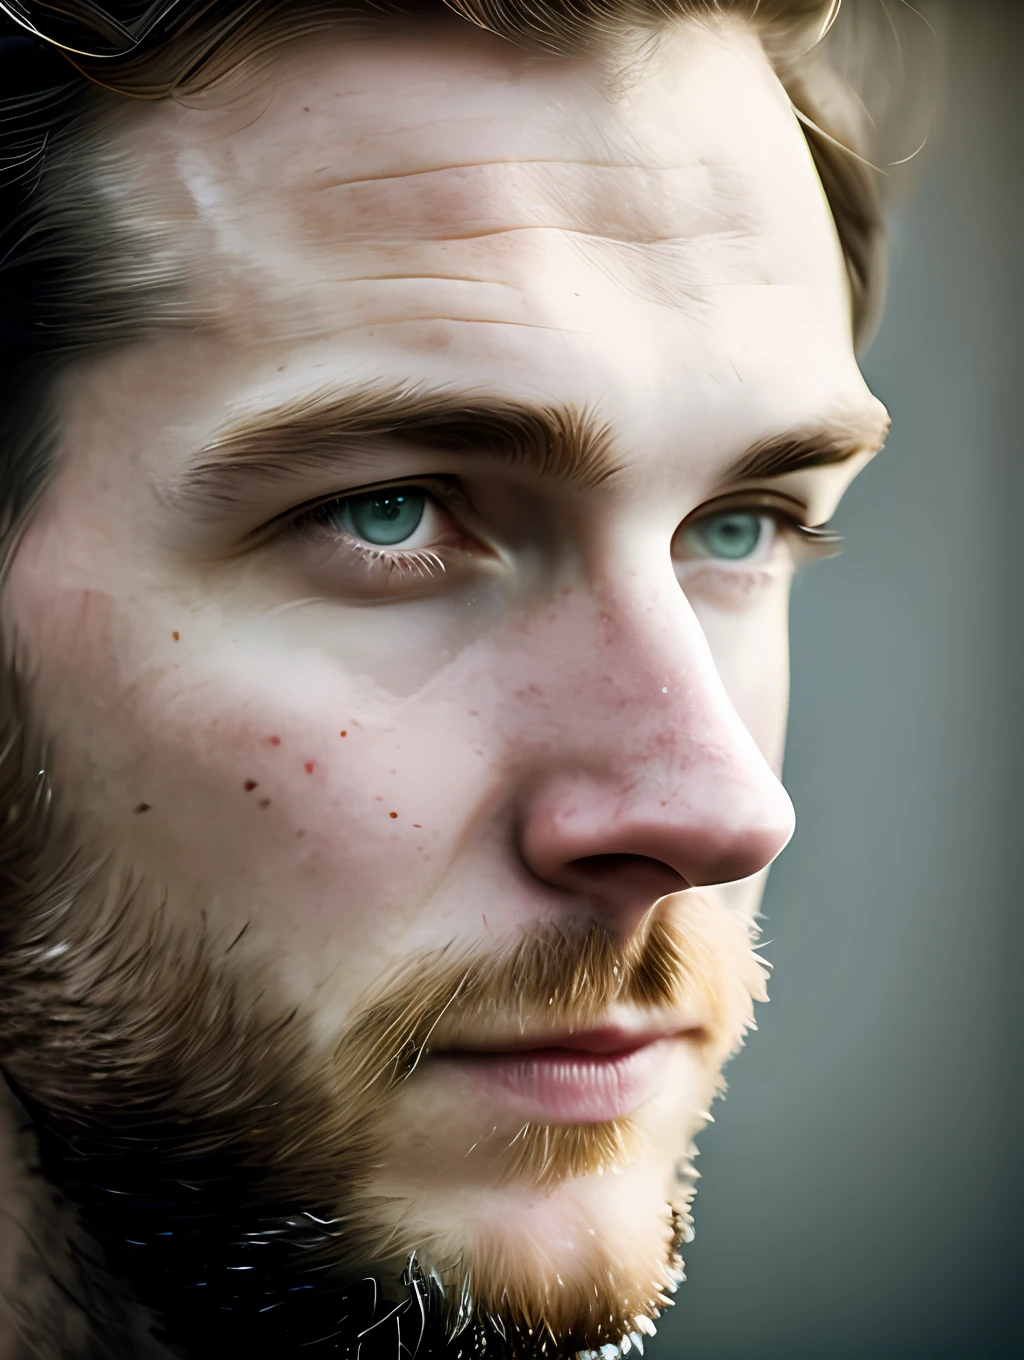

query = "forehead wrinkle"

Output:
[[174, 181, 764, 350], [120, 22, 850, 403], [276, 155, 767, 330], [149, 26, 831, 353], [298, 158, 756, 252]]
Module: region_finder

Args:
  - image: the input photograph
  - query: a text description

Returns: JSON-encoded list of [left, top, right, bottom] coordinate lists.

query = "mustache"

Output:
[[347, 900, 766, 1096]]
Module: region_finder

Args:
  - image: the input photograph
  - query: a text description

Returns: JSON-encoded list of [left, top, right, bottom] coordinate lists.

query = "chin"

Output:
[[350, 1046, 721, 1354], [419, 1161, 690, 1350]]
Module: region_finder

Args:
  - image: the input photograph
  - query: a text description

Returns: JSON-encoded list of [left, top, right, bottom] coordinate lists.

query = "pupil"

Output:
[[700, 513, 762, 560], [347, 490, 426, 546]]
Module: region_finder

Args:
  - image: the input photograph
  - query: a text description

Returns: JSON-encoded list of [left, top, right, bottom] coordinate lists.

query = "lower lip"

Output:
[[438, 1039, 676, 1123]]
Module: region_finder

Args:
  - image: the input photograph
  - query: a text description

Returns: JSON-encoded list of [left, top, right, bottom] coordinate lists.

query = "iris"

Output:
[[344, 489, 425, 546], [690, 512, 763, 560]]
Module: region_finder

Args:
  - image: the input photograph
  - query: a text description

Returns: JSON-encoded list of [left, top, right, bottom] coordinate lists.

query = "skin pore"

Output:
[[0, 15, 888, 1358]]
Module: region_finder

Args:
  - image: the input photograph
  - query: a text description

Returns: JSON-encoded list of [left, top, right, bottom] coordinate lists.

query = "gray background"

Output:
[[659, 4, 1020, 1357]]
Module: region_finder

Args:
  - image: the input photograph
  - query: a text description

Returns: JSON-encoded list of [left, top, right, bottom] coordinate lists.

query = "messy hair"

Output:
[[0, 0, 886, 548]]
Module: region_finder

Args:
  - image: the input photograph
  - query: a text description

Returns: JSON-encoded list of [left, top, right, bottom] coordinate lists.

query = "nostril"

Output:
[[567, 853, 690, 894]]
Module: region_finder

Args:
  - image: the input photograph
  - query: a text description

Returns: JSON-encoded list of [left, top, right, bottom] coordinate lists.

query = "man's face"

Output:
[[4, 16, 886, 1355]]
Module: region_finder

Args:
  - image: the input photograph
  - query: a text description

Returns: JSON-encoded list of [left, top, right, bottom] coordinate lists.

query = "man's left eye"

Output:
[[683, 511, 771, 562], [676, 510, 781, 566]]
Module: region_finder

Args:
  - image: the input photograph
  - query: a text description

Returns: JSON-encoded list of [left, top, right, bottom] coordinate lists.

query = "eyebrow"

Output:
[[172, 382, 889, 513], [722, 404, 891, 484]]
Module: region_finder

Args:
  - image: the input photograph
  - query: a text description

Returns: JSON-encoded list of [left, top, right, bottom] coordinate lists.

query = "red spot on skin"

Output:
[[244, 780, 258, 792], [258, 798, 271, 810], [304, 761, 315, 774], [172, 631, 180, 641], [412, 823, 422, 829], [389, 811, 398, 819], [133, 803, 151, 815], [340, 730, 347, 738], [268, 736, 281, 746], [513, 683, 544, 700], [295, 829, 306, 838]]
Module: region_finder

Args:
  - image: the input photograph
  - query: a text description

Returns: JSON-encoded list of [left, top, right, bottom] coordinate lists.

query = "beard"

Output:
[[0, 665, 769, 1360]]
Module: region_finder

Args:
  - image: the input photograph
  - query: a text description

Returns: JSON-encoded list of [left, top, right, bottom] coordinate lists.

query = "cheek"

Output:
[[8, 568, 504, 964]]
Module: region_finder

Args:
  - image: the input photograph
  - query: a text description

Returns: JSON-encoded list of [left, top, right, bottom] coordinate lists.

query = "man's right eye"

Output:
[[286, 480, 491, 597], [314, 486, 433, 548]]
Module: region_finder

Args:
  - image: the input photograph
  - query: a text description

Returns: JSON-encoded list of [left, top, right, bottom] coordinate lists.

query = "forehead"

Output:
[[117, 19, 860, 448]]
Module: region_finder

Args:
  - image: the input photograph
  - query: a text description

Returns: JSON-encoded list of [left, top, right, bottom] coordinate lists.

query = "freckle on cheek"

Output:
[[340, 730, 347, 738], [172, 631, 180, 642], [244, 780, 258, 792], [258, 799, 271, 810], [133, 803, 151, 815], [389, 811, 398, 819]]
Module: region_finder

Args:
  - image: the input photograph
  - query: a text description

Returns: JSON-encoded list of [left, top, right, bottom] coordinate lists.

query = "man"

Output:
[[0, 1, 891, 1357]]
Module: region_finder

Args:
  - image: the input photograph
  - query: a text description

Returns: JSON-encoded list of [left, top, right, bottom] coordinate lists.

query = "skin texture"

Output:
[[0, 16, 889, 1355]]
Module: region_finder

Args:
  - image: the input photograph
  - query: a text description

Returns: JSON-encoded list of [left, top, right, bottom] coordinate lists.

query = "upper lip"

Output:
[[437, 1022, 705, 1057]]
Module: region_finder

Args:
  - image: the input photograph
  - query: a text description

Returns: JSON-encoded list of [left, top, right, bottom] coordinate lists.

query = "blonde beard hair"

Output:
[[328, 894, 767, 1351]]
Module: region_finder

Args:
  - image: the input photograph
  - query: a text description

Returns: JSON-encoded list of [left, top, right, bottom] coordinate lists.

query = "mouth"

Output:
[[432, 1023, 708, 1124]]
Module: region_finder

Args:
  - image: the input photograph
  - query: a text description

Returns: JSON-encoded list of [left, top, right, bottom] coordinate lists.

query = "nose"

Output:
[[514, 594, 795, 937]]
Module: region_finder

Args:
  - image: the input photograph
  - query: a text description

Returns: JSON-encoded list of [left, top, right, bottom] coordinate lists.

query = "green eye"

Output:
[[688, 512, 765, 561], [342, 489, 426, 546]]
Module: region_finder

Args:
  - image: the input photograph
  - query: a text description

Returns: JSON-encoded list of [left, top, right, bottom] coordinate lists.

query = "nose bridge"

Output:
[[503, 579, 749, 769]]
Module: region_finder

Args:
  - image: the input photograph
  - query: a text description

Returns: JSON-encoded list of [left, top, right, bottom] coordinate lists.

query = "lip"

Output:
[[434, 1024, 704, 1124]]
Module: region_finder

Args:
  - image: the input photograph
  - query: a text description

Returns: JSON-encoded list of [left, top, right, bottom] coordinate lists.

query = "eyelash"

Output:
[[346, 542, 448, 582]]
